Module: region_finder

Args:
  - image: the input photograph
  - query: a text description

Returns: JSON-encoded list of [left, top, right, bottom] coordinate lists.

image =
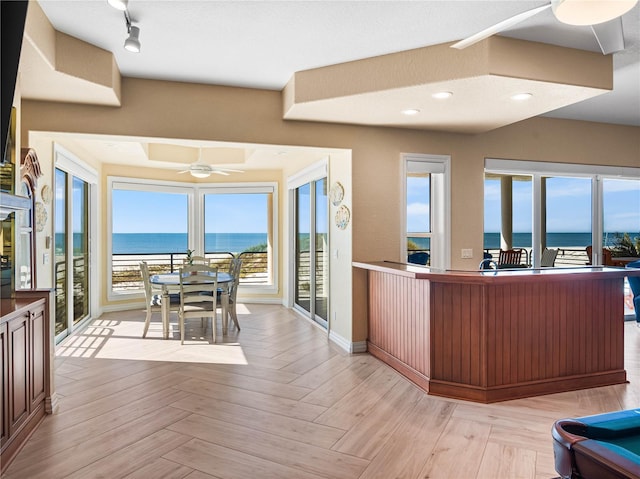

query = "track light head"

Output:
[[124, 25, 141, 52], [107, 0, 128, 11]]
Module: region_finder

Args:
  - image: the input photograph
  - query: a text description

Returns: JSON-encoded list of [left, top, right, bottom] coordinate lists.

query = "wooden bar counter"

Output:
[[354, 261, 640, 403]]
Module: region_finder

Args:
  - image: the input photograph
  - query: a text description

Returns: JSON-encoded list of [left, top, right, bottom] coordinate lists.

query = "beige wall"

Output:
[[21, 78, 640, 343]]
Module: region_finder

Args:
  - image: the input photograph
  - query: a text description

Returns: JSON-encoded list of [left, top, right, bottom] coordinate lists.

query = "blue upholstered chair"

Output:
[[626, 259, 640, 323], [408, 252, 430, 266]]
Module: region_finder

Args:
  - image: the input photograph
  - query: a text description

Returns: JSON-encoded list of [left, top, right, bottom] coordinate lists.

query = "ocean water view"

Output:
[[407, 232, 640, 250], [112, 233, 267, 254]]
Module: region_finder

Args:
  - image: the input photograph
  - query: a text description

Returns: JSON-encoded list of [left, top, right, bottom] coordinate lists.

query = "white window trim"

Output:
[[401, 153, 451, 270], [287, 160, 328, 190], [485, 158, 640, 267], [107, 177, 278, 301]]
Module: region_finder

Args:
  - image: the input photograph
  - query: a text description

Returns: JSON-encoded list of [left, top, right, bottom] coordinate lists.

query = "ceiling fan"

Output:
[[178, 164, 244, 178], [451, 0, 638, 54], [177, 148, 244, 178]]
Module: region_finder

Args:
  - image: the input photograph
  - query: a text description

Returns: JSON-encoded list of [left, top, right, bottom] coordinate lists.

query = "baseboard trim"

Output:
[[329, 330, 368, 354]]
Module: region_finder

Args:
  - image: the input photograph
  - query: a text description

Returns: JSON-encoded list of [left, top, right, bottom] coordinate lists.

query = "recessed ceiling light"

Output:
[[402, 109, 421, 116], [511, 93, 533, 101], [432, 91, 453, 99]]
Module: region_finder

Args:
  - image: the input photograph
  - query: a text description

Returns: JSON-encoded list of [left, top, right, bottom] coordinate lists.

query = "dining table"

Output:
[[150, 270, 233, 339]]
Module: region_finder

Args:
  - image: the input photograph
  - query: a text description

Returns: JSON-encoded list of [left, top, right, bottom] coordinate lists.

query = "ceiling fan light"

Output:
[[108, 0, 128, 11], [190, 170, 210, 178], [124, 26, 141, 52], [552, 0, 638, 26]]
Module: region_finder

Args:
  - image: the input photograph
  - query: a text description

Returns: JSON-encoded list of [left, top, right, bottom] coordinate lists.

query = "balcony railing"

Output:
[[483, 247, 590, 267], [111, 251, 269, 292]]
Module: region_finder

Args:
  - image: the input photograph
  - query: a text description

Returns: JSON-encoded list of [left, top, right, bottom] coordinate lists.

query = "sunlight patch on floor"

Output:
[[56, 313, 249, 364]]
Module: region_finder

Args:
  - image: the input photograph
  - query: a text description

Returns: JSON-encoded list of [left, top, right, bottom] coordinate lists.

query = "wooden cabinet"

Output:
[[30, 305, 46, 410], [8, 310, 29, 436], [1, 322, 8, 446], [0, 296, 51, 473]]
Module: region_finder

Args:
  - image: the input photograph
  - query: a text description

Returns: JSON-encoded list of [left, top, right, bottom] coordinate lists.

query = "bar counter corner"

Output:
[[353, 261, 640, 403]]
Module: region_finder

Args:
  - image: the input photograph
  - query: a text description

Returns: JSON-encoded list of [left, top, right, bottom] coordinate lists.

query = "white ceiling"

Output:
[[36, 0, 640, 126], [28, 1, 640, 171]]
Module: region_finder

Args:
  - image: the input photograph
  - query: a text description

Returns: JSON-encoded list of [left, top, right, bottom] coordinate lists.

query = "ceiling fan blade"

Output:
[[591, 17, 625, 54], [178, 169, 189, 174], [451, 3, 552, 49], [217, 168, 244, 173], [212, 170, 231, 176]]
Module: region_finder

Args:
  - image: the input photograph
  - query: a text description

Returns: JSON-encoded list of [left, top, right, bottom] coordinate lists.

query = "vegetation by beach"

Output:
[[610, 233, 640, 257]]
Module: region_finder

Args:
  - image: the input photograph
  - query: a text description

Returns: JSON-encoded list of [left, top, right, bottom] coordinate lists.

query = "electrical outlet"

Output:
[[461, 248, 473, 259]]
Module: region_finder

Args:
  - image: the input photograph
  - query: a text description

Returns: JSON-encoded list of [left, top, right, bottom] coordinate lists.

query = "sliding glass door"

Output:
[[294, 178, 328, 327], [54, 168, 68, 337], [54, 158, 93, 342]]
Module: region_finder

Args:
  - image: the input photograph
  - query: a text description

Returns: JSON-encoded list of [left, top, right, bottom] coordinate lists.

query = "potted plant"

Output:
[[610, 233, 640, 258]]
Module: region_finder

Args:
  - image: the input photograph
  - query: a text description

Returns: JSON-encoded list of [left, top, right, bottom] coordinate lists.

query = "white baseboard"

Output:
[[100, 301, 146, 314], [329, 330, 368, 354], [236, 297, 284, 305]]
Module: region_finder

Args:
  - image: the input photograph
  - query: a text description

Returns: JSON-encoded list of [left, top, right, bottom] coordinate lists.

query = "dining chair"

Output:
[[178, 264, 218, 344], [219, 257, 242, 331], [540, 248, 558, 267], [139, 261, 180, 338], [498, 248, 524, 267], [586, 246, 615, 266]]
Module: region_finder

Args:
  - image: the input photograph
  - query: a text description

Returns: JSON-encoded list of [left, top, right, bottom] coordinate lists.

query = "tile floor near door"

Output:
[[5, 304, 640, 479]]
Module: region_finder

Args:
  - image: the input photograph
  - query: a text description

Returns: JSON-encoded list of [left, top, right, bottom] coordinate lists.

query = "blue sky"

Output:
[[483, 177, 640, 233], [406, 175, 430, 232], [112, 190, 269, 233], [112, 177, 638, 235]]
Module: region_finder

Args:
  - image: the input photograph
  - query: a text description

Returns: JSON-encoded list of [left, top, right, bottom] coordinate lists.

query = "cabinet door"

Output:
[[0, 322, 7, 447], [30, 305, 46, 409], [8, 314, 29, 436]]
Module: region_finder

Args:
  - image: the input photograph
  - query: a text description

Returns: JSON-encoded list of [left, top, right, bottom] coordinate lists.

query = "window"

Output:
[[402, 154, 450, 269], [108, 178, 277, 299], [406, 166, 431, 265], [201, 186, 276, 288], [484, 173, 532, 262], [485, 159, 640, 269]]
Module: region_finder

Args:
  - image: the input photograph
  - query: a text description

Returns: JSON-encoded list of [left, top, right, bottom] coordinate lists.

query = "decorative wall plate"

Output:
[[41, 184, 52, 204], [35, 201, 47, 232], [335, 204, 350, 230], [329, 181, 344, 206]]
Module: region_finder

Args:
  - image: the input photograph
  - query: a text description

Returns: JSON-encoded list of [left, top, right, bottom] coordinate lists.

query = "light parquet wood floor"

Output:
[[5, 304, 640, 479]]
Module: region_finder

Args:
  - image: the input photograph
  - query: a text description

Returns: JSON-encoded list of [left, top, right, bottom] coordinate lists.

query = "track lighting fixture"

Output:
[[107, 0, 140, 53], [107, 0, 128, 11], [124, 25, 141, 52]]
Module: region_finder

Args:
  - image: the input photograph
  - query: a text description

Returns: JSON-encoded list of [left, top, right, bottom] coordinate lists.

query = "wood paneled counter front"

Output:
[[354, 261, 640, 403]]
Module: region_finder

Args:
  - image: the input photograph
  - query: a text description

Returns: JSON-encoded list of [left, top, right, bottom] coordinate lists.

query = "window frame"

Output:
[[401, 153, 451, 270], [107, 177, 278, 301], [485, 158, 640, 267], [197, 182, 278, 293]]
